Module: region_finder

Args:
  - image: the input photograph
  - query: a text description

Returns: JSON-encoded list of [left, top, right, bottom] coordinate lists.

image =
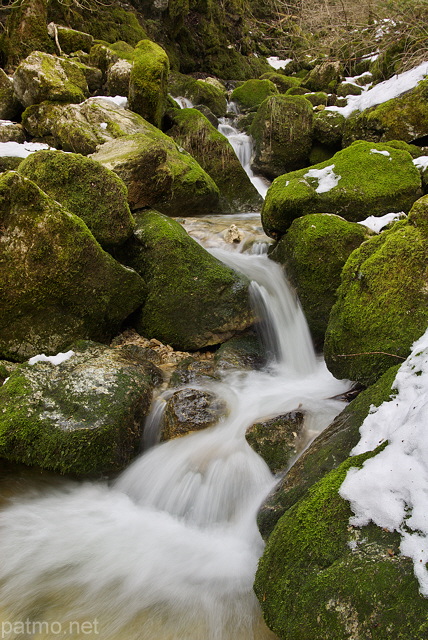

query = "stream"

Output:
[[0, 107, 352, 640]]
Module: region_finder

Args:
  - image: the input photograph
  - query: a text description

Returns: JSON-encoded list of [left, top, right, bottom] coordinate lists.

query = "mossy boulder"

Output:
[[106, 59, 133, 96], [262, 141, 422, 239], [168, 72, 227, 117], [214, 332, 266, 370], [0, 122, 25, 143], [259, 73, 301, 93], [161, 388, 227, 441], [91, 131, 220, 216], [128, 39, 169, 128], [115, 210, 255, 351], [18, 150, 135, 250], [0, 171, 146, 362], [246, 410, 305, 475], [0, 341, 161, 476], [250, 95, 314, 180], [303, 60, 343, 92], [167, 107, 262, 212], [336, 81, 363, 97], [22, 96, 152, 155], [258, 365, 399, 539], [343, 77, 428, 146], [303, 91, 328, 106], [0, 69, 22, 121], [270, 214, 370, 349], [255, 449, 428, 640], [13, 51, 89, 108], [3, 0, 55, 69], [313, 109, 346, 147], [324, 212, 428, 386], [50, 24, 94, 54], [231, 79, 278, 112]]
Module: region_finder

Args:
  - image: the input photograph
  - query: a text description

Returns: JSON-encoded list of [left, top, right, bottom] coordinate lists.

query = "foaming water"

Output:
[[0, 240, 350, 640]]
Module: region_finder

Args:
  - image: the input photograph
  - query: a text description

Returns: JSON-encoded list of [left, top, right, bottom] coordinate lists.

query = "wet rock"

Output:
[[223, 224, 244, 243], [168, 72, 227, 117], [161, 388, 227, 440], [246, 411, 305, 474], [0, 341, 161, 476], [214, 333, 267, 370], [169, 357, 219, 387]]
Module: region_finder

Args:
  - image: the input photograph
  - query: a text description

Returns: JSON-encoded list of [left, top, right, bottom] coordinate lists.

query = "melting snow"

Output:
[[267, 57, 292, 70], [358, 212, 405, 233], [413, 156, 428, 170], [340, 328, 428, 596], [304, 164, 341, 193], [326, 61, 428, 117], [370, 148, 391, 158], [0, 141, 51, 158], [28, 350, 75, 366], [94, 95, 128, 108]]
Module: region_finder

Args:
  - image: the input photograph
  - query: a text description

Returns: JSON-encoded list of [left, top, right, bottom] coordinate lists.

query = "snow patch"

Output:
[[370, 148, 391, 158], [0, 141, 51, 158], [28, 350, 75, 366], [94, 95, 128, 108], [413, 155, 428, 171], [99, 122, 108, 130], [304, 164, 341, 193], [267, 57, 292, 70], [339, 328, 428, 596], [358, 212, 405, 233]]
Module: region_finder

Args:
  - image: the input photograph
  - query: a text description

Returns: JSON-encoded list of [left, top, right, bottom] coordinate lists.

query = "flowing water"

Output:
[[0, 105, 351, 640]]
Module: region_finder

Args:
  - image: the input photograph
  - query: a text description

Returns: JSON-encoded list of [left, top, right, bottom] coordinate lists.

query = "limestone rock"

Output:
[[0, 341, 161, 475], [161, 388, 227, 440], [0, 171, 146, 362], [0, 122, 25, 143], [106, 59, 133, 96], [13, 51, 89, 108], [246, 411, 305, 474]]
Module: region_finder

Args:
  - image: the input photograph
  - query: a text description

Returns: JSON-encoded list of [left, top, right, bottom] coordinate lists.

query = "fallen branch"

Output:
[[336, 351, 406, 360]]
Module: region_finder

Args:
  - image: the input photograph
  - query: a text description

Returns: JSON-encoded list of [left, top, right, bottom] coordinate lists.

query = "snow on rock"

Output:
[[340, 327, 428, 595], [370, 148, 391, 158], [357, 212, 405, 233], [327, 60, 428, 118], [28, 350, 75, 366], [267, 57, 292, 70], [94, 95, 128, 108], [0, 141, 51, 158], [304, 164, 341, 193], [413, 155, 428, 171]]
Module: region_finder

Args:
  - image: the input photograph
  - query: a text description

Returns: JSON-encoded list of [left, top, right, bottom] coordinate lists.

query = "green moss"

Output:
[[258, 73, 301, 93], [168, 72, 227, 117], [4, 0, 55, 69], [262, 141, 422, 239], [18, 150, 134, 250], [308, 143, 335, 165], [313, 109, 346, 147], [56, 26, 94, 54], [255, 446, 428, 639], [128, 39, 169, 128], [246, 411, 304, 474], [231, 79, 278, 111], [302, 91, 328, 106], [324, 220, 428, 385], [270, 214, 369, 349]]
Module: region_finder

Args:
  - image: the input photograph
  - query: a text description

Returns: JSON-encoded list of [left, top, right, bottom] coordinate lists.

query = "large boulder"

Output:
[[303, 60, 343, 92], [168, 72, 227, 117], [91, 132, 220, 216], [106, 59, 133, 96], [22, 96, 152, 154], [128, 39, 170, 128], [313, 109, 346, 148], [270, 214, 370, 349], [3, 0, 55, 68], [167, 107, 262, 212], [343, 77, 428, 146], [13, 51, 89, 108], [49, 24, 94, 54], [254, 450, 428, 640], [115, 210, 255, 351], [262, 141, 422, 239], [324, 205, 428, 386], [0, 69, 22, 121], [0, 341, 161, 476], [18, 150, 134, 250], [231, 79, 278, 112], [0, 171, 146, 362], [250, 95, 313, 179]]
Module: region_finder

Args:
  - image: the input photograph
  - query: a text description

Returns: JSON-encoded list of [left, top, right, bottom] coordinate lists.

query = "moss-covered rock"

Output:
[[167, 107, 262, 212], [313, 109, 346, 147], [0, 69, 22, 121], [3, 0, 55, 69], [0, 122, 25, 143], [18, 150, 134, 250], [246, 411, 305, 475], [336, 81, 363, 97], [258, 365, 399, 539], [324, 213, 428, 386], [169, 357, 219, 387], [115, 210, 255, 351], [50, 24, 94, 54], [0, 341, 161, 476], [231, 79, 278, 112], [303, 91, 328, 106], [168, 72, 227, 117], [214, 332, 266, 370], [259, 73, 301, 93], [255, 450, 428, 640], [303, 60, 343, 92], [262, 141, 422, 239], [128, 39, 170, 128], [161, 388, 227, 441], [250, 95, 313, 180], [13, 51, 89, 108], [270, 214, 369, 349], [343, 77, 428, 146], [0, 171, 146, 362], [91, 131, 220, 216], [106, 59, 133, 96]]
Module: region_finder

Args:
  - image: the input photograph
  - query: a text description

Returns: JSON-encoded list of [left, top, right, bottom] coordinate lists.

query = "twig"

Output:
[[337, 351, 406, 360]]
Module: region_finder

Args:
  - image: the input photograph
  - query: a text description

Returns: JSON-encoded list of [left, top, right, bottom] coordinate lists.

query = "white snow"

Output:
[[28, 350, 75, 366], [267, 56, 292, 70], [326, 60, 428, 117], [0, 120, 16, 127], [413, 155, 428, 171], [0, 141, 51, 158], [94, 95, 128, 108], [358, 212, 405, 233], [370, 148, 391, 158], [99, 122, 108, 130], [2, 377, 9, 385], [340, 328, 428, 595], [304, 164, 341, 193]]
